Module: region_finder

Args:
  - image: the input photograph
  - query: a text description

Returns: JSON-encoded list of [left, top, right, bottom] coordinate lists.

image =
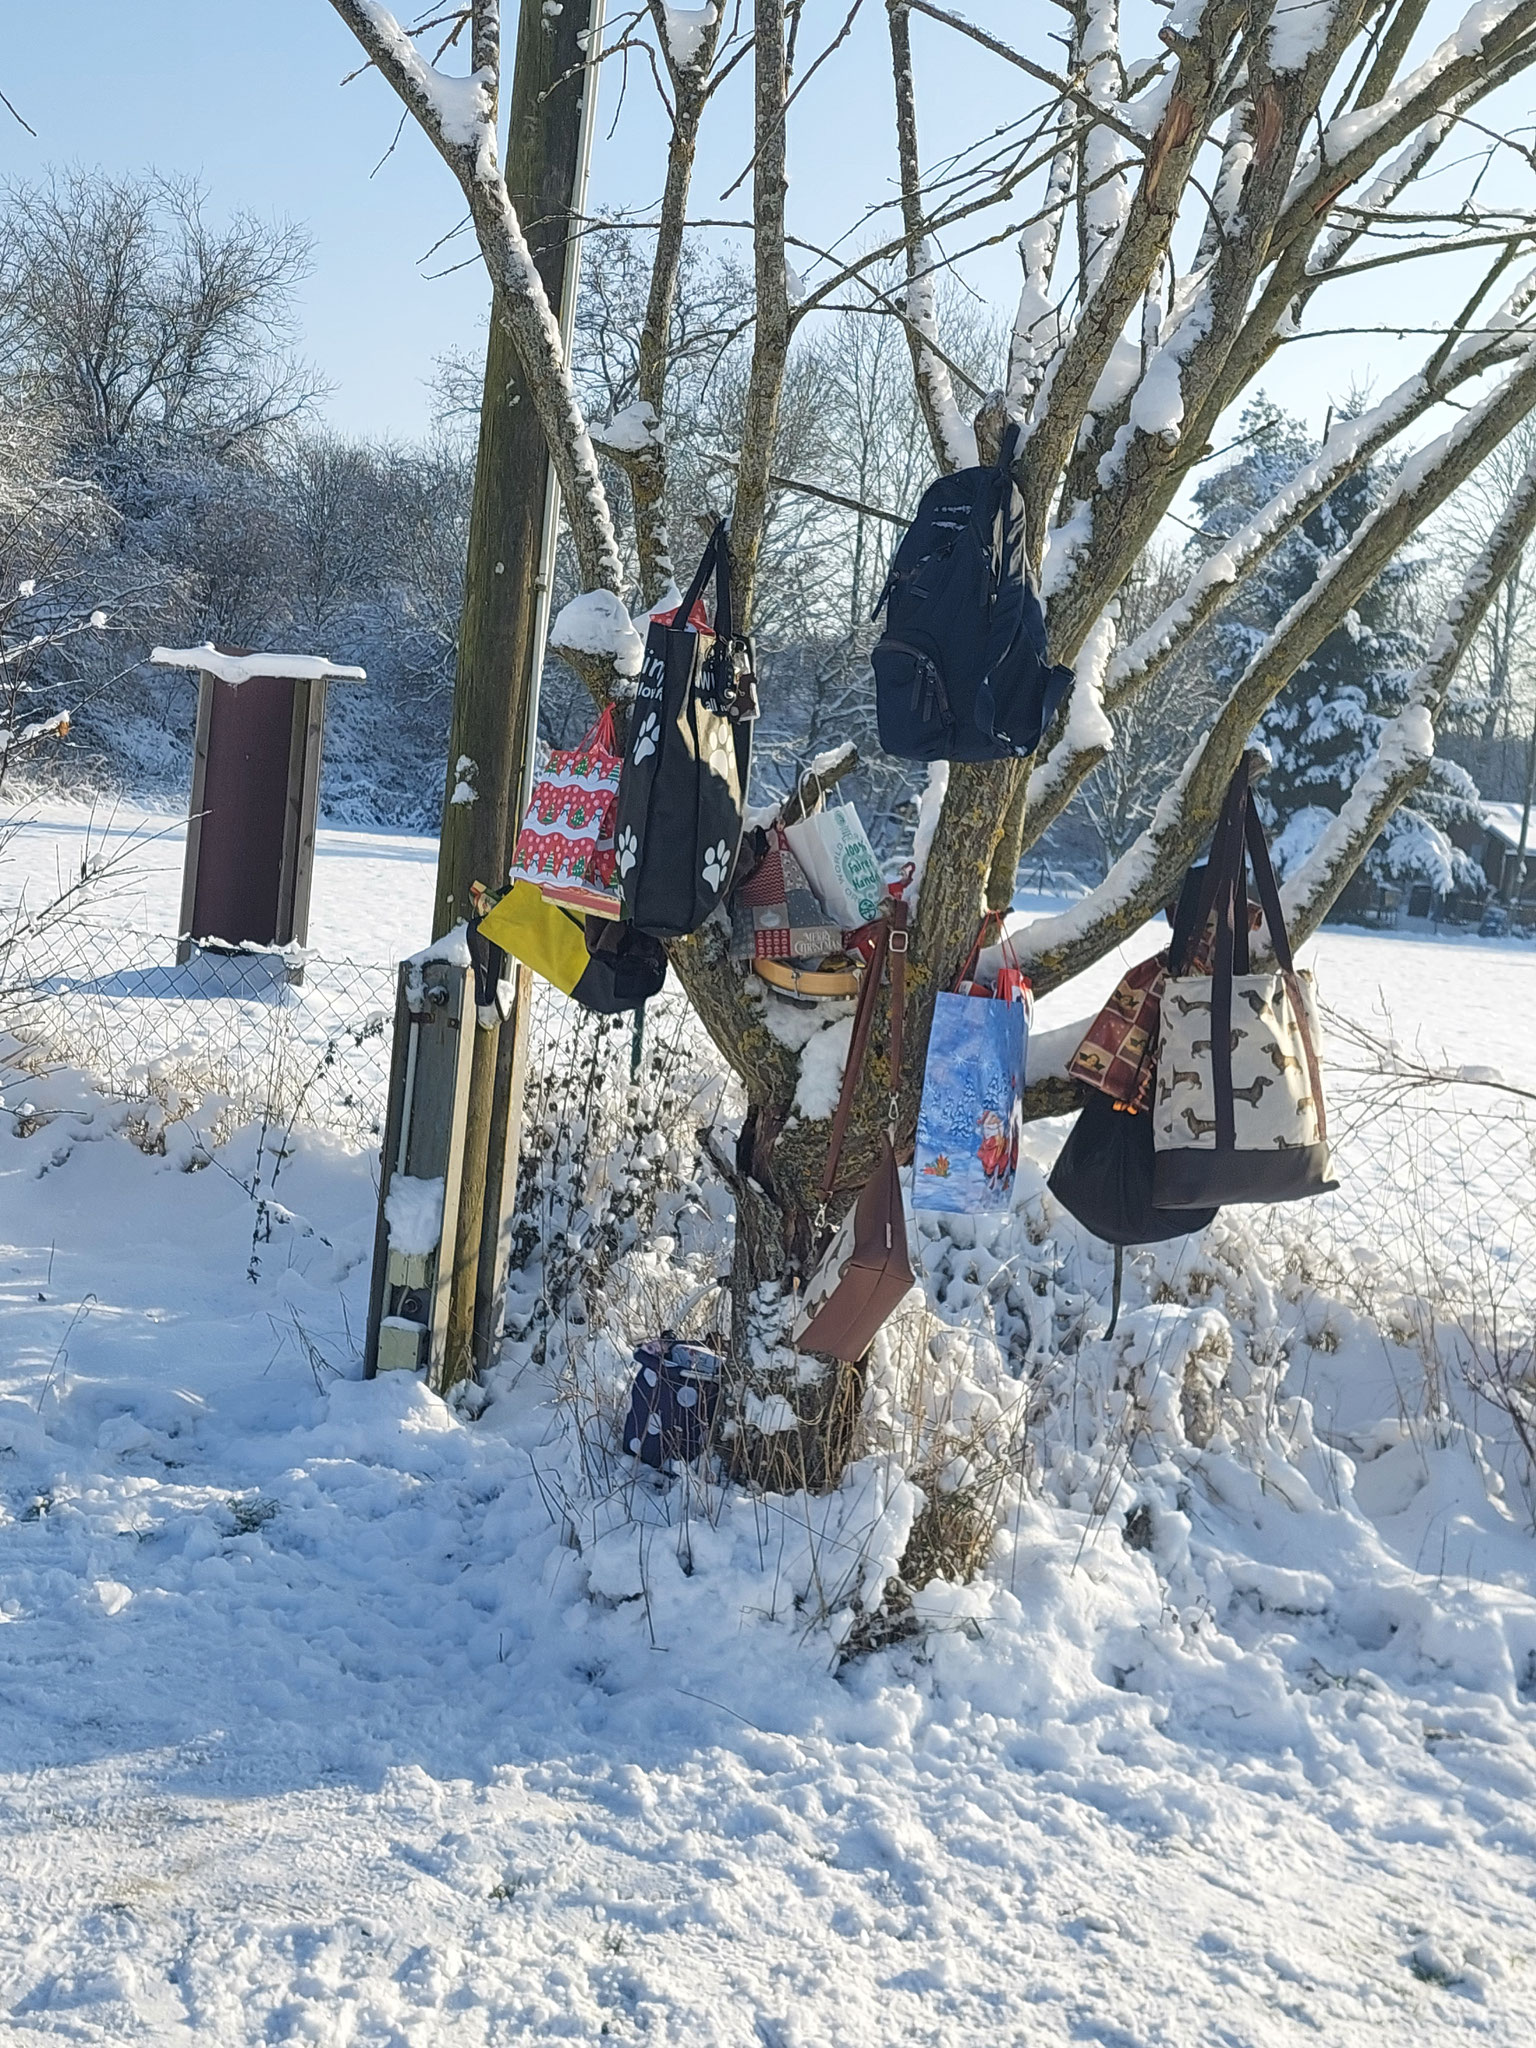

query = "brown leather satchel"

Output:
[[792, 898, 915, 1363]]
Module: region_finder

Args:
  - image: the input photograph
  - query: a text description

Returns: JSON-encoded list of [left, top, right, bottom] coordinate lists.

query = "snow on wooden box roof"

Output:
[[150, 644, 366, 685]]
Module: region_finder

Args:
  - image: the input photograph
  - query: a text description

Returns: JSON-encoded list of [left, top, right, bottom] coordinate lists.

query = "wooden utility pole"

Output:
[[432, 0, 605, 1386]]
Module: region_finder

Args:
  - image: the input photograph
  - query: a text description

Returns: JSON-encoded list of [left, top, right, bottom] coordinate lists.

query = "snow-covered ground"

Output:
[[0, 801, 440, 964], [0, 809, 1533, 2044]]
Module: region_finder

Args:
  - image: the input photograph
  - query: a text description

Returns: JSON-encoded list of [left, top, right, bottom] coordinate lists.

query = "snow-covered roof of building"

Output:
[[1481, 800, 1531, 848], [150, 645, 366, 685]]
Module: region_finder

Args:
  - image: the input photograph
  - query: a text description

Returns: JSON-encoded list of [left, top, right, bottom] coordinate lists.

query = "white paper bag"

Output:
[[783, 804, 883, 930]]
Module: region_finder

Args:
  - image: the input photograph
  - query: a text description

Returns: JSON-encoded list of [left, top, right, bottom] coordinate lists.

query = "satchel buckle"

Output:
[[888, 928, 909, 954]]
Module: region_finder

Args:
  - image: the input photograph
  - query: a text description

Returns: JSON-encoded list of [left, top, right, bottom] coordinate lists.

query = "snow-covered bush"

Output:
[[504, 989, 735, 1363], [486, 1026, 1536, 1666]]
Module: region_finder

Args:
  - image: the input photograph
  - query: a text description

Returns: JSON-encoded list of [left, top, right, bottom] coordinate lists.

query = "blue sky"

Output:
[[4, 2, 493, 437], [5, 2, 1529, 453], [3, 0, 920, 440]]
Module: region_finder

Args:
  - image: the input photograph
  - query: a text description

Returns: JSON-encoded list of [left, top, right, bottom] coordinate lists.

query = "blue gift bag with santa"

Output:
[[913, 915, 1030, 1215]]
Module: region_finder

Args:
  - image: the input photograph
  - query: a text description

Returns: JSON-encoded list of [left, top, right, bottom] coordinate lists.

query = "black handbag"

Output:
[[613, 523, 756, 939], [1048, 1090, 1218, 1246], [580, 916, 667, 1012], [1047, 862, 1224, 1333], [1049, 857, 1219, 1246], [1048, 1091, 1218, 1335]]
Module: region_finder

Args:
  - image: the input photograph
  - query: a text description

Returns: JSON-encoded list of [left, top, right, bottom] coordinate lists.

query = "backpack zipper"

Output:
[[880, 639, 951, 732]]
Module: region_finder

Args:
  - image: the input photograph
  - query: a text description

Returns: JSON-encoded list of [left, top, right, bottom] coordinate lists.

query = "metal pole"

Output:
[[386, 0, 611, 1390]]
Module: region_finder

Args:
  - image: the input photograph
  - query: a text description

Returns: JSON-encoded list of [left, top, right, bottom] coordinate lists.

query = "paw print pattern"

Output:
[[616, 826, 639, 877], [707, 730, 734, 778], [632, 713, 660, 765], [701, 839, 730, 891]]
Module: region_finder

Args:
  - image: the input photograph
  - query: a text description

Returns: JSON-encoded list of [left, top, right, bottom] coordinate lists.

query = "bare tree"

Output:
[[0, 168, 319, 460], [330, 0, 1536, 1465], [0, 420, 92, 792], [0, 392, 151, 809]]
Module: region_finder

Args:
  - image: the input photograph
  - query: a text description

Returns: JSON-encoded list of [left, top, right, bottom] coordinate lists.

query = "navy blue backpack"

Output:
[[872, 424, 1073, 762]]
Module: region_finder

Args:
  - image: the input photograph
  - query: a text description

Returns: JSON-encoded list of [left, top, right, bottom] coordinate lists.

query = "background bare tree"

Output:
[[0, 398, 109, 795], [329, 0, 1536, 1470], [0, 168, 319, 461], [1070, 541, 1224, 878], [0, 167, 477, 821]]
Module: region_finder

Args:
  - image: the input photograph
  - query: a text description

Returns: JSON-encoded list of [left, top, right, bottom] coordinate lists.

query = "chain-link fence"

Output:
[[0, 916, 400, 1145], [1309, 1008, 1536, 1323], [1256, 1012, 1536, 1474], [0, 913, 732, 1338], [2, 916, 1529, 1356]]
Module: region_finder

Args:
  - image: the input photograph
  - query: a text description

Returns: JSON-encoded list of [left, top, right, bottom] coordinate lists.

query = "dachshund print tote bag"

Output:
[[1153, 760, 1337, 1209]]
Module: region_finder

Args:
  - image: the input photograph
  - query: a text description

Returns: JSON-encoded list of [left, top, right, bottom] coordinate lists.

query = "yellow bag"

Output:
[[478, 880, 590, 996], [477, 881, 665, 1014]]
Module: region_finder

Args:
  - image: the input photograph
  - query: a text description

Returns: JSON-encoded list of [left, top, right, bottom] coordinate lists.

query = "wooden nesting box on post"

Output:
[[151, 644, 366, 963]]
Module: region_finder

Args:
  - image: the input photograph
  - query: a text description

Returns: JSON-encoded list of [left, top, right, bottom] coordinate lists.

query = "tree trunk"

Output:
[[717, 1102, 869, 1494], [1508, 705, 1536, 905]]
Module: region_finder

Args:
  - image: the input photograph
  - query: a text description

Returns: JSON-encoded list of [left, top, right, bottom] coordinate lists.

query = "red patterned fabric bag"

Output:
[[510, 706, 624, 918], [1066, 890, 1260, 1109], [1067, 954, 1166, 1109]]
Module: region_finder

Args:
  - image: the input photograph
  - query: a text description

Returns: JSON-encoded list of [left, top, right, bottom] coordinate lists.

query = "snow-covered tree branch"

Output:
[[329, 0, 624, 594], [1282, 440, 1536, 939], [1016, 337, 1536, 993]]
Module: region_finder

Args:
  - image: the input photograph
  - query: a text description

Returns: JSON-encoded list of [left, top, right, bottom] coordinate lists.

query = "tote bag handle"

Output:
[[675, 520, 745, 714], [1198, 759, 1327, 1150], [676, 520, 735, 639], [1171, 763, 1251, 978], [955, 908, 1009, 990], [815, 895, 908, 1220], [1238, 794, 1327, 1141]]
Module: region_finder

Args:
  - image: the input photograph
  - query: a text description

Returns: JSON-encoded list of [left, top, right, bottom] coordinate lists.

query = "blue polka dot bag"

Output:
[[622, 1338, 722, 1469]]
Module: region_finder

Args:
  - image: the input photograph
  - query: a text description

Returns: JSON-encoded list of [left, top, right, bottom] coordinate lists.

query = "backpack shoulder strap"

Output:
[[977, 421, 1028, 623]]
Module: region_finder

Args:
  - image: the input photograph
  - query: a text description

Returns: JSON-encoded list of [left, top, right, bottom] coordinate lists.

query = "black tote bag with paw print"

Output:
[[613, 523, 755, 939]]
